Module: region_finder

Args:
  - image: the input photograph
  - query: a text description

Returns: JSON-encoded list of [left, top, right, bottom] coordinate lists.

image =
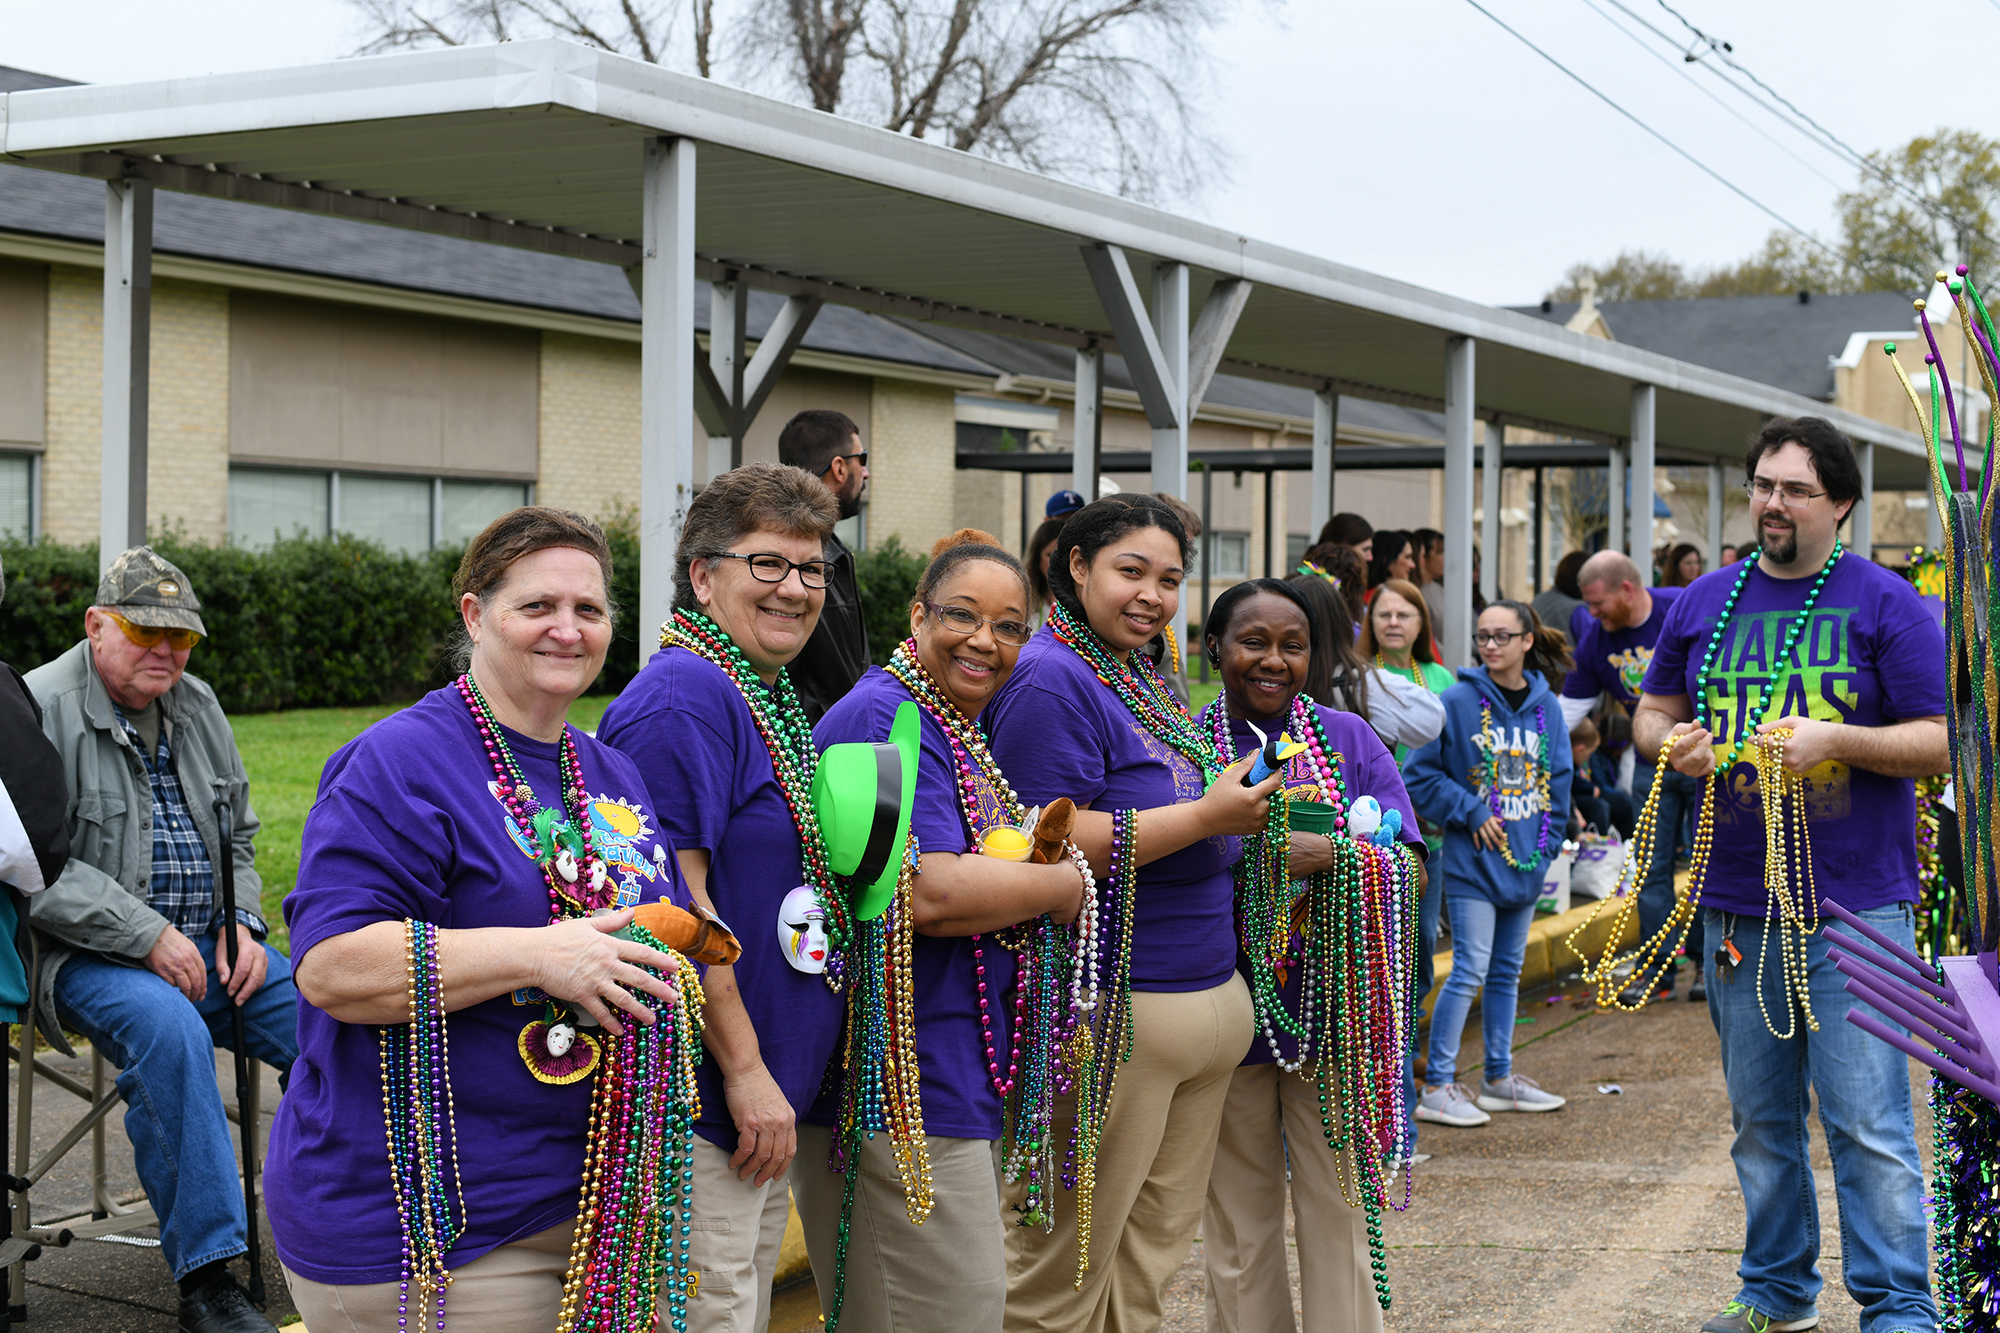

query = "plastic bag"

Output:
[[1569, 835, 1627, 902]]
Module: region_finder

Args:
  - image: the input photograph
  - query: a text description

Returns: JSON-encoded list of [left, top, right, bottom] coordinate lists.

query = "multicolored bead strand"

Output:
[[1048, 602, 1224, 783], [1064, 809, 1140, 1289], [380, 918, 465, 1333], [1473, 698, 1559, 873]]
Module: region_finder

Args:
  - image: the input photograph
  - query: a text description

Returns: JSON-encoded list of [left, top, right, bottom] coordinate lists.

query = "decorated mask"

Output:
[[777, 885, 829, 974]]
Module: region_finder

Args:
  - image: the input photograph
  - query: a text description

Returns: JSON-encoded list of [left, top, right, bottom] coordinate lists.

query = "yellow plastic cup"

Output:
[[980, 826, 1033, 861]]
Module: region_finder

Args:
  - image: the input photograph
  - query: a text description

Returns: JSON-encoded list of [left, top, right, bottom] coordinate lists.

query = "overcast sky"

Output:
[[3, 0, 1991, 306]]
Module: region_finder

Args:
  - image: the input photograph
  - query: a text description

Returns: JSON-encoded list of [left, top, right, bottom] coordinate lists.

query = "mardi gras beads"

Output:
[[1474, 697, 1559, 872], [1691, 542, 1844, 771], [381, 918, 464, 1333], [1752, 728, 1820, 1039], [1048, 602, 1223, 782], [1064, 808, 1140, 1288]]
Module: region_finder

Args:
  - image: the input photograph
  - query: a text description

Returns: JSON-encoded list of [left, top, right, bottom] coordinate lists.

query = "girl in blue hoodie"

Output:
[[1404, 600, 1575, 1127]]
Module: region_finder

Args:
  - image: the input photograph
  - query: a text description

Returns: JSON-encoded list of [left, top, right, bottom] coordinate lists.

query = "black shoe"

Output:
[[1687, 979, 1707, 1002], [1617, 980, 1671, 1006], [178, 1275, 276, 1333]]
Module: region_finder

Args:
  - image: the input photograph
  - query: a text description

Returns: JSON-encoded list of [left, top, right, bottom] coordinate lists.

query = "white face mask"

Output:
[[777, 885, 829, 975]]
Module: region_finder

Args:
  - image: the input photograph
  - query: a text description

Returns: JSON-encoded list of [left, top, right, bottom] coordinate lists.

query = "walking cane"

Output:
[[209, 782, 265, 1308]]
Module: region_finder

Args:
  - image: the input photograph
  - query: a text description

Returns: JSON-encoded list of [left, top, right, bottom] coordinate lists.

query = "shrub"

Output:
[[854, 535, 928, 666]]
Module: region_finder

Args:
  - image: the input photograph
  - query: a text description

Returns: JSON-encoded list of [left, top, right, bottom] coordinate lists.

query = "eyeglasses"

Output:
[[104, 610, 202, 652], [1474, 630, 1523, 647], [923, 602, 1034, 646], [713, 552, 835, 589], [1743, 478, 1826, 507], [821, 451, 868, 475]]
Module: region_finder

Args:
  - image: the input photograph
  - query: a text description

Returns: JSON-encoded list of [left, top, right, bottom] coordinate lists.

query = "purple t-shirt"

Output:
[[1220, 704, 1423, 1066], [987, 628, 1238, 992], [597, 648, 846, 1154], [267, 687, 691, 1285], [808, 667, 1016, 1140], [1563, 586, 1683, 708], [1641, 554, 1947, 914]]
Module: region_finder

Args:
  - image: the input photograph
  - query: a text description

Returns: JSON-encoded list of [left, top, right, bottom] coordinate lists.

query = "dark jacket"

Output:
[[0, 662, 72, 1023], [788, 531, 870, 723], [22, 641, 263, 1053]]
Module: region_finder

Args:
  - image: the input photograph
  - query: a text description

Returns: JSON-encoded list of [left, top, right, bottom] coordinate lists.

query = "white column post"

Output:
[[1630, 385, 1657, 581], [1607, 444, 1626, 559], [640, 137, 698, 666], [1151, 262, 1189, 499], [1073, 345, 1103, 502], [100, 178, 152, 569], [1311, 389, 1338, 541], [709, 278, 747, 477], [1708, 461, 1725, 566], [1481, 419, 1502, 604], [1852, 440, 1874, 560], [1443, 338, 1477, 667]]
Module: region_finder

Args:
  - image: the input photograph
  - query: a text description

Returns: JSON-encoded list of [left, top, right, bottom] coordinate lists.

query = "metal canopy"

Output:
[[0, 38, 1937, 487]]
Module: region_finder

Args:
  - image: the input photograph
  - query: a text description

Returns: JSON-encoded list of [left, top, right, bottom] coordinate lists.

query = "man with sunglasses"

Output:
[[24, 546, 294, 1333], [778, 409, 872, 722], [1634, 419, 1946, 1333]]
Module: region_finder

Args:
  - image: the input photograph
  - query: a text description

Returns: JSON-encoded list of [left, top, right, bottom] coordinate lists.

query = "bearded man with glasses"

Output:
[[778, 408, 872, 722], [24, 545, 294, 1333], [1632, 418, 1947, 1333]]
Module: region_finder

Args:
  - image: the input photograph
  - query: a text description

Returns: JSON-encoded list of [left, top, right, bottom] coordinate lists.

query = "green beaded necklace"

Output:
[[1692, 542, 1844, 771]]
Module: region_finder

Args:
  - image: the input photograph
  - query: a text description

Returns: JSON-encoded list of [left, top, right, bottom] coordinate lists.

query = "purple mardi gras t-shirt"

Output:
[[267, 686, 691, 1286], [1642, 553, 1947, 915], [598, 648, 847, 1154], [806, 667, 1017, 1141], [987, 628, 1238, 992], [1563, 585, 1683, 709], [1221, 704, 1423, 1067]]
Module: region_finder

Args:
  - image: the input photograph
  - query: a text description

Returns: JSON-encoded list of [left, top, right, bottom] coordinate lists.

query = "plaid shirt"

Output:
[[115, 709, 217, 939]]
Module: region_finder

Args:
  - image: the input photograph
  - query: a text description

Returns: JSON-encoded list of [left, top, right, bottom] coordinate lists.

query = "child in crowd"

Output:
[[1568, 716, 1633, 840]]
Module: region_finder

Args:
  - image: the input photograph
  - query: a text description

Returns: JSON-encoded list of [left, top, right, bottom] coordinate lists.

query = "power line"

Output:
[[1574, 0, 1847, 193], [1456, 0, 1833, 250]]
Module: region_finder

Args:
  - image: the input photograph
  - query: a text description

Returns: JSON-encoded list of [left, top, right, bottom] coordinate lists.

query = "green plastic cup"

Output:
[[1287, 799, 1338, 835]]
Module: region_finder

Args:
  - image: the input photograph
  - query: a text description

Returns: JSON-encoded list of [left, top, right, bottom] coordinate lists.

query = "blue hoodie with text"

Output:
[[1403, 665, 1574, 909]]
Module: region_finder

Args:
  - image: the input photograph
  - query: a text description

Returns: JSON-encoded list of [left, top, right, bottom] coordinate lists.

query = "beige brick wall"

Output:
[[537, 331, 640, 525], [43, 268, 231, 545], [867, 380, 956, 555]]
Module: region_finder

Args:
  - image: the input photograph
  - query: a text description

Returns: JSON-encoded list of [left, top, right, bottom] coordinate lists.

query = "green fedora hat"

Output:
[[811, 699, 921, 921]]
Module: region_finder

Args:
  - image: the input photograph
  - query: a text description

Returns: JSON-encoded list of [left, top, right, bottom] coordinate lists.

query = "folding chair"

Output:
[[4, 922, 264, 1323]]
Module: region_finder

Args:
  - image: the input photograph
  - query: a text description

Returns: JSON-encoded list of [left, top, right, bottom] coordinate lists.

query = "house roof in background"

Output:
[[1513, 293, 1922, 402], [0, 66, 76, 94]]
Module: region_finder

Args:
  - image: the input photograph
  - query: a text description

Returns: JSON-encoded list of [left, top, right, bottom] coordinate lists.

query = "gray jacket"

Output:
[[22, 641, 264, 1053]]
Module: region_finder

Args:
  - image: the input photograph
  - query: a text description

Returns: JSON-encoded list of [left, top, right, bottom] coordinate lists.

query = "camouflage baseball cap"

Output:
[[96, 546, 205, 636]]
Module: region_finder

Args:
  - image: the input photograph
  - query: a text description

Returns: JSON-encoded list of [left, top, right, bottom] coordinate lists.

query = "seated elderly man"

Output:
[[25, 547, 295, 1333]]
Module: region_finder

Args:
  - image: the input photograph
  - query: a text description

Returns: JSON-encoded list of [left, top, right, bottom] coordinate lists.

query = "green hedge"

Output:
[[0, 513, 910, 713]]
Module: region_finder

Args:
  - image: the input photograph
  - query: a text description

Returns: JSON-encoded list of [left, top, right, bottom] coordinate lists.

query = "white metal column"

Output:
[[1852, 440, 1874, 559], [639, 137, 698, 665], [1481, 419, 1502, 604], [100, 178, 152, 570], [706, 279, 746, 481], [1708, 462, 1725, 566], [1073, 346, 1103, 502], [1150, 262, 1189, 499], [1443, 338, 1477, 667], [1608, 444, 1626, 559], [1630, 385, 1657, 581], [1311, 390, 1338, 541]]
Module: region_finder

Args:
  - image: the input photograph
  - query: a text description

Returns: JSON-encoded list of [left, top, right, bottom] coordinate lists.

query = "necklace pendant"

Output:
[[555, 849, 579, 884]]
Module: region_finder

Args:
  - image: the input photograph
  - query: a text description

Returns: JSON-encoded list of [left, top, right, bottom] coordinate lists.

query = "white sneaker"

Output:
[[1415, 1083, 1491, 1127], [1477, 1073, 1567, 1113]]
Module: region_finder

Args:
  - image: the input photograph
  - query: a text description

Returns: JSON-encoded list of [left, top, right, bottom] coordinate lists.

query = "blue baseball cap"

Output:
[[1045, 490, 1086, 518]]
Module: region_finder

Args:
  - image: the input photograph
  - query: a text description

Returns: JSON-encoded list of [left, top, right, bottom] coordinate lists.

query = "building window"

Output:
[[0, 455, 32, 539], [1287, 533, 1309, 571], [228, 467, 529, 553], [1201, 531, 1250, 579]]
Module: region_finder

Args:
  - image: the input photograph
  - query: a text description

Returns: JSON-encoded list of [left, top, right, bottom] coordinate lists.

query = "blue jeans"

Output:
[[1402, 862, 1444, 1155], [1704, 905, 1936, 1333], [1425, 896, 1535, 1086], [53, 932, 299, 1280], [1634, 759, 1706, 993]]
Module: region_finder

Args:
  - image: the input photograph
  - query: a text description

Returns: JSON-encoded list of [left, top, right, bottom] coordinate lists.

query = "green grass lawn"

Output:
[[230, 694, 617, 953]]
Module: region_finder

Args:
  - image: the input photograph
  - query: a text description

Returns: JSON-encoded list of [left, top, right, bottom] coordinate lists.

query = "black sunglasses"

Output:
[[820, 451, 868, 475]]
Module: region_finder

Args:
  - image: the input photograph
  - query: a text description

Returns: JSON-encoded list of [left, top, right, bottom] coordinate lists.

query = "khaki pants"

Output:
[[283, 1218, 574, 1333], [687, 1136, 795, 1333], [1004, 974, 1253, 1333], [793, 1123, 1008, 1331], [1201, 1063, 1384, 1333]]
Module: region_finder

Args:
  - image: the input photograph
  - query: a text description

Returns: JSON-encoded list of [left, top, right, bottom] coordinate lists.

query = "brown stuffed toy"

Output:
[[631, 898, 743, 966], [1027, 799, 1078, 864]]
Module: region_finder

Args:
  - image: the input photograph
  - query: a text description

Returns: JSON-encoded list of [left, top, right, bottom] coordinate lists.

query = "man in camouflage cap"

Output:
[[25, 545, 293, 1333]]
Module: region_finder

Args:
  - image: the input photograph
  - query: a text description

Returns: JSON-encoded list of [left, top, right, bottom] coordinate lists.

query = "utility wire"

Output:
[[1575, 0, 1847, 193], [1456, 0, 1832, 250]]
